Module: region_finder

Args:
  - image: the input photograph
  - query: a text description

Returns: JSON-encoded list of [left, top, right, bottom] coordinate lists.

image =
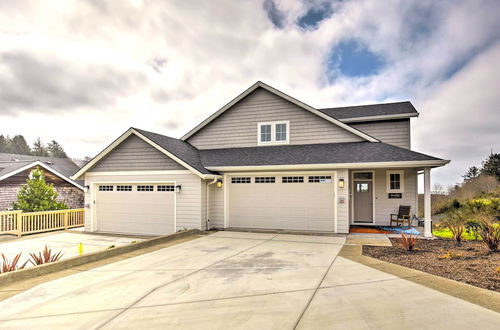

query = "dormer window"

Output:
[[257, 121, 289, 145]]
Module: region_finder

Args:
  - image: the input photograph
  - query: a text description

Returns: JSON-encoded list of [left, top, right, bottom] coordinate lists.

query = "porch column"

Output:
[[423, 167, 432, 238]]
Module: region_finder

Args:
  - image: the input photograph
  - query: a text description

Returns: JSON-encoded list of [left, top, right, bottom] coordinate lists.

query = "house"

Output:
[[72, 81, 449, 237], [0, 153, 84, 210]]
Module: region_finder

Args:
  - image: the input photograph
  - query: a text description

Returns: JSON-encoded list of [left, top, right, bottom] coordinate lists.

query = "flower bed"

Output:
[[363, 238, 500, 292]]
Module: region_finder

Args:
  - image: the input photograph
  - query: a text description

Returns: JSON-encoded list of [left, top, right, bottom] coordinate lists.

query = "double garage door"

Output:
[[96, 183, 175, 236], [228, 174, 336, 232]]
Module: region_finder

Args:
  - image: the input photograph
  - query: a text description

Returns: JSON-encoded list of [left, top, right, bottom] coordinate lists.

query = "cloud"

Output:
[[0, 50, 146, 115], [0, 0, 498, 188], [263, 0, 286, 29]]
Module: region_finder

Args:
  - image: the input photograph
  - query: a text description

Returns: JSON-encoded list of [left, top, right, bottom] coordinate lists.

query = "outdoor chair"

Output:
[[390, 205, 411, 227]]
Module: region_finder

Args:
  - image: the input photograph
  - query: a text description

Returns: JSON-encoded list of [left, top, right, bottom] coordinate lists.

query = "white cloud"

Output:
[[0, 0, 498, 187]]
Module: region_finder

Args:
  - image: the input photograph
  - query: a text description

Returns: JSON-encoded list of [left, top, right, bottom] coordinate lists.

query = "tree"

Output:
[[10, 135, 31, 155], [32, 138, 49, 157], [481, 153, 500, 181], [47, 140, 68, 158], [463, 166, 480, 182], [13, 167, 68, 212], [0, 135, 8, 153]]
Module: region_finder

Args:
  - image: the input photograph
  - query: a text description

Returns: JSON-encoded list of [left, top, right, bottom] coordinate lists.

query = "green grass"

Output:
[[432, 228, 480, 240]]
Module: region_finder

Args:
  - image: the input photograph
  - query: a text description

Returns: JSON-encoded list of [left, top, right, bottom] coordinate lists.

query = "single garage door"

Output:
[[96, 183, 175, 236], [228, 174, 335, 231]]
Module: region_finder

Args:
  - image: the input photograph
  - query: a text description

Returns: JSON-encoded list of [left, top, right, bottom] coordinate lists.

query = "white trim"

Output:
[[223, 173, 229, 228], [386, 170, 405, 193], [351, 170, 376, 224], [85, 170, 192, 176], [340, 113, 419, 123], [207, 160, 450, 172], [71, 128, 221, 180], [257, 120, 290, 146], [91, 180, 177, 234], [181, 81, 379, 142], [0, 160, 84, 190]]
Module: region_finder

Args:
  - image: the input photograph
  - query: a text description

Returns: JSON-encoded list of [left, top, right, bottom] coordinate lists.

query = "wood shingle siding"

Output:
[[187, 88, 363, 149], [351, 120, 411, 149], [90, 135, 185, 172]]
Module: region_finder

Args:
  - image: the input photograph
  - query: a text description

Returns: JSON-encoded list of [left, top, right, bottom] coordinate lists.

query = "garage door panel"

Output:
[[96, 184, 175, 236], [229, 175, 335, 232]]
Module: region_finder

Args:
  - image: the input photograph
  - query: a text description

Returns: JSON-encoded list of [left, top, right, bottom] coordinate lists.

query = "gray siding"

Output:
[[91, 134, 185, 172], [350, 120, 410, 149], [84, 173, 203, 231], [187, 88, 363, 149]]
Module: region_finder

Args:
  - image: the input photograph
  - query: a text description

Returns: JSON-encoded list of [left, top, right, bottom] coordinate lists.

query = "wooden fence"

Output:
[[0, 209, 84, 237]]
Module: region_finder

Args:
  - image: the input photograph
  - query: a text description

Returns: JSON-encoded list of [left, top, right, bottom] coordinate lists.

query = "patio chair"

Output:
[[390, 205, 411, 227]]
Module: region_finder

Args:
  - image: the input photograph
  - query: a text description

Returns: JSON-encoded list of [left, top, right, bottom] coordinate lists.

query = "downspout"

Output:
[[206, 178, 217, 231]]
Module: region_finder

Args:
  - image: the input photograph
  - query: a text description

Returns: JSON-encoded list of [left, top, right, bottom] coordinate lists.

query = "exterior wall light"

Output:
[[175, 184, 182, 193], [216, 179, 223, 188], [338, 178, 345, 188], [84, 185, 90, 193]]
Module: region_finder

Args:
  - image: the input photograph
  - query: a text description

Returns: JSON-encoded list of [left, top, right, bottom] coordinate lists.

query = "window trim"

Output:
[[257, 120, 290, 145], [386, 170, 404, 193]]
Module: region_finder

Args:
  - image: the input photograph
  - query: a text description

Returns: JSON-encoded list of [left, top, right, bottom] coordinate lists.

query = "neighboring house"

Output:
[[73, 81, 449, 237], [0, 153, 84, 210]]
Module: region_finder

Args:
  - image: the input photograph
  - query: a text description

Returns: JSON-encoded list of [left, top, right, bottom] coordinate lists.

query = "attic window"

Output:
[[257, 121, 289, 145]]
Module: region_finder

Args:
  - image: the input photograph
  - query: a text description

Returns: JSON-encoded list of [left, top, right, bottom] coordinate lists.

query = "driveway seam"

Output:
[[292, 252, 340, 329], [94, 233, 280, 329]]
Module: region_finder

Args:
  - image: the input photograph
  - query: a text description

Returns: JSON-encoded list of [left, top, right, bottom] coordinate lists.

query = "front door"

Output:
[[353, 181, 373, 223]]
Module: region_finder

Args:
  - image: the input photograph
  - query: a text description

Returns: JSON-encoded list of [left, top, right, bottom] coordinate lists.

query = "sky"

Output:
[[0, 0, 499, 188]]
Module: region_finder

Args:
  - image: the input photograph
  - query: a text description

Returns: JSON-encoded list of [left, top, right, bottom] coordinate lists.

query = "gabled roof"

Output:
[[181, 81, 379, 142], [0, 153, 84, 189], [72, 128, 219, 180], [199, 142, 449, 170], [319, 101, 419, 123]]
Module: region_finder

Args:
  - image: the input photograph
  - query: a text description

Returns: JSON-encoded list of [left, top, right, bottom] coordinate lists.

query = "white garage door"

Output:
[[228, 174, 335, 231], [96, 184, 175, 236]]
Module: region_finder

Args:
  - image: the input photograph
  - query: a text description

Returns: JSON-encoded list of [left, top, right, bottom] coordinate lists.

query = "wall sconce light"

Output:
[[175, 184, 182, 193], [338, 178, 345, 188], [216, 179, 223, 188], [84, 185, 90, 193]]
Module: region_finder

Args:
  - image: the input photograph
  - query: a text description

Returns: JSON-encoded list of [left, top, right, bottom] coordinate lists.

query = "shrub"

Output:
[[464, 198, 500, 252], [441, 209, 467, 245], [1, 253, 28, 273], [400, 232, 417, 251], [29, 245, 64, 266], [465, 219, 482, 241]]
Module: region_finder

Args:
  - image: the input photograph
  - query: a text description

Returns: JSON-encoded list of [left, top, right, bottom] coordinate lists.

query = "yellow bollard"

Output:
[[78, 242, 83, 256]]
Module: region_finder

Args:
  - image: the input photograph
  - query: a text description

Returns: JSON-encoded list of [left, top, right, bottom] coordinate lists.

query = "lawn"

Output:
[[432, 228, 480, 240]]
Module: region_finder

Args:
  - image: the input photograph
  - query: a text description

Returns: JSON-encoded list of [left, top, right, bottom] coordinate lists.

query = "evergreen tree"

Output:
[[32, 137, 49, 157], [0, 135, 8, 153], [482, 153, 500, 181], [13, 167, 68, 212], [463, 166, 481, 182], [47, 140, 68, 158], [10, 135, 31, 155]]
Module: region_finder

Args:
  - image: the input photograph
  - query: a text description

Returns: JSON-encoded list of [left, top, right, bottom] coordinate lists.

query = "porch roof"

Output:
[[199, 142, 449, 169]]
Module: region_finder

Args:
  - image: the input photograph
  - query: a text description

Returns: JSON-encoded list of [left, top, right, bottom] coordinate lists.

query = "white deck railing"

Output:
[[0, 209, 84, 237]]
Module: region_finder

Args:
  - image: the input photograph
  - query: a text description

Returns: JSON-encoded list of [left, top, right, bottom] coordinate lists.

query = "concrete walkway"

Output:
[[0, 232, 144, 267], [0, 231, 498, 329]]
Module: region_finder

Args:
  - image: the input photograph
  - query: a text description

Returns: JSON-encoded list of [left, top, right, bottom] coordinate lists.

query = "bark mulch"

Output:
[[363, 238, 500, 292]]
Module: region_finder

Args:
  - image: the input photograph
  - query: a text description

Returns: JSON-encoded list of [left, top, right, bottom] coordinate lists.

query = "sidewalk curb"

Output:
[[0, 229, 200, 286], [339, 244, 500, 313]]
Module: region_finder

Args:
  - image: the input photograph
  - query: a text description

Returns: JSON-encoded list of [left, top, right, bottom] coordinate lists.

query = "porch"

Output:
[[348, 167, 433, 237]]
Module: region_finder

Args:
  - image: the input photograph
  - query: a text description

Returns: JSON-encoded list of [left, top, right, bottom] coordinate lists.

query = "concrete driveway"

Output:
[[0, 231, 498, 329], [0, 232, 144, 267]]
